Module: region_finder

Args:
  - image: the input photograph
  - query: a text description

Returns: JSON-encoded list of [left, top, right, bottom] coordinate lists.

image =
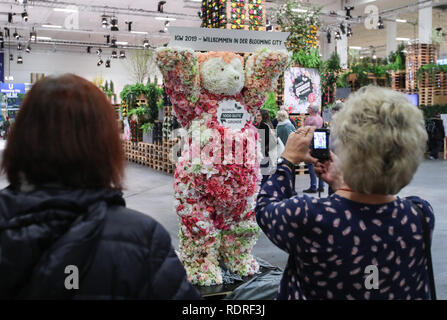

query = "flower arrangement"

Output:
[[156, 47, 289, 286], [248, 0, 264, 31], [230, 0, 246, 29], [276, 0, 321, 53]]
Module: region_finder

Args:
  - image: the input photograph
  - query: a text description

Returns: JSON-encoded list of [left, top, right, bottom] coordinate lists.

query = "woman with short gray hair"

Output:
[[256, 86, 435, 300]]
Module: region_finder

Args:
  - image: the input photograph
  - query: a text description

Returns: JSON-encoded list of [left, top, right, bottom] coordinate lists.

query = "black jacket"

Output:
[[0, 186, 201, 300]]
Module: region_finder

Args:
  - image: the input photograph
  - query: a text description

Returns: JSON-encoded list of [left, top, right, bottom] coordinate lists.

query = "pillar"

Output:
[[418, 1, 432, 43]]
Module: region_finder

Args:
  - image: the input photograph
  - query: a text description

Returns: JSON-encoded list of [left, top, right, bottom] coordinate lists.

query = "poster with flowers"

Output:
[[284, 67, 321, 114]]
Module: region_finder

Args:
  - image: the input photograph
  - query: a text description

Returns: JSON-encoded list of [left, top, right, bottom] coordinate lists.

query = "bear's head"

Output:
[[197, 52, 244, 96]]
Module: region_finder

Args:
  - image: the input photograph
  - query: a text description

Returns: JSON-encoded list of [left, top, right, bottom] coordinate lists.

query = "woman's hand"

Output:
[[314, 152, 345, 190], [281, 126, 317, 165]]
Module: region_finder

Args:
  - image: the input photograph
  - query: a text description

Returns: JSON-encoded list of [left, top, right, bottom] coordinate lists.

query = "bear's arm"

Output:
[[242, 50, 290, 113], [155, 47, 200, 126]]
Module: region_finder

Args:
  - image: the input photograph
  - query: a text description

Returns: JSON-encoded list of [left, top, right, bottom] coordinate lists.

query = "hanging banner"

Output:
[[284, 67, 321, 114], [167, 27, 289, 53]]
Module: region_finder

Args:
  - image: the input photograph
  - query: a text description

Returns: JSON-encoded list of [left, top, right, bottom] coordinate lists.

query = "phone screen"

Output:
[[313, 131, 327, 149]]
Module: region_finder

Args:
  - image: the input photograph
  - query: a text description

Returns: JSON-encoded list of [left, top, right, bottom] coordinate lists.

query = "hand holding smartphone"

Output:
[[310, 128, 330, 161]]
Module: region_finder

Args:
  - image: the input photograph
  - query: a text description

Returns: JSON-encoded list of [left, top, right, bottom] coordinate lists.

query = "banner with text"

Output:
[[167, 27, 289, 53]]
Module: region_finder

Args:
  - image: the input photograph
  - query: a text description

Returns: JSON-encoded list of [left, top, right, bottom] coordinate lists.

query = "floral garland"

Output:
[[248, 0, 264, 31], [230, 0, 246, 29]]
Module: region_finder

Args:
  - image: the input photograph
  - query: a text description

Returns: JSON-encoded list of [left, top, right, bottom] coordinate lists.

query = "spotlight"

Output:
[[9, 54, 13, 61], [30, 30, 36, 42], [120, 50, 126, 59], [347, 24, 353, 37], [164, 21, 169, 32], [158, 1, 166, 13], [96, 48, 102, 55], [112, 50, 118, 59], [87, 46, 91, 53], [105, 59, 111, 68], [22, 11, 28, 22], [97, 58, 104, 66], [126, 21, 132, 32], [339, 23, 346, 35], [110, 37, 117, 48], [110, 16, 119, 31], [335, 31, 341, 40], [17, 56, 23, 64], [13, 29, 19, 40], [327, 31, 331, 44], [25, 44, 31, 53], [143, 39, 150, 48], [378, 16, 384, 29], [344, 6, 354, 20], [17, 43, 22, 50], [101, 15, 108, 28]]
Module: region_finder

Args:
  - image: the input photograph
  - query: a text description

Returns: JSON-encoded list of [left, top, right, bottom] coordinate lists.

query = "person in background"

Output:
[[272, 106, 297, 129], [427, 113, 445, 160], [2, 116, 10, 140], [303, 103, 325, 194], [276, 110, 297, 194], [327, 101, 344, 196], [0, 74, 201, 300], [256, 86, 434, 300], [256, 110, 275, 186]]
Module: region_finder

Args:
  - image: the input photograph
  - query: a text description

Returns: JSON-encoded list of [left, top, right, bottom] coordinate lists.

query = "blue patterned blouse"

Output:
[[255, 163, 435, 300]]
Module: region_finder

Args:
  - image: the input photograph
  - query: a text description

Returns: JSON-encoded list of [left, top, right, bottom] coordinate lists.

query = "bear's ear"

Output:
[[197, 52, 208, 65]]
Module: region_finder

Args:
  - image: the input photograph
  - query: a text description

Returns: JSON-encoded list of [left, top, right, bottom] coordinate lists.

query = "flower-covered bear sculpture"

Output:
[[156, 47, 289, 286]]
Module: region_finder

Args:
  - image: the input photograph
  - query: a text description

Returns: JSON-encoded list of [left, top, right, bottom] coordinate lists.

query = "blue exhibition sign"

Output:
[[0, 83, 26, 94]]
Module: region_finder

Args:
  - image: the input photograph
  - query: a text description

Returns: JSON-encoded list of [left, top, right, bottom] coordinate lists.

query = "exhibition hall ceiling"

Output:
[[0, 0, 445, 57]]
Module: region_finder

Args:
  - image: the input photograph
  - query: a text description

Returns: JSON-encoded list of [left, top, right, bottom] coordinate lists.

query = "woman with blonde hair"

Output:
[[256, 86, 435, 300]]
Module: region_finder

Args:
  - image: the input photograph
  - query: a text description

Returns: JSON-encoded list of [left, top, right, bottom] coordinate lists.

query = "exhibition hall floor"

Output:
[[0, 147, 445, 298]]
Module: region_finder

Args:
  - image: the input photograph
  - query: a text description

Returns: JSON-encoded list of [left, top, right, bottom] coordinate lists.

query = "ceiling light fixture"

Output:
[[42, 24, 63, 29], [335, 31, 342, 40], [30, 29, 36, 41], [17, 43, 22, 50], [22, 11, 28, 22], [36, 36, 52, 41], [112, 50, 118, 59], [13, 29, 19, 40], [116, 41, 128, 45], [9, 54, 13, 61], [54, 8, 78, 13], [25, 44, 31, 53], [96, 48, 102, 55], [396, 19, 407, 23], [105, 59, 111, 68], [101, 15, 108, 28], [97, 58, 104, 66], [347, 24, 353, 37], [158, 1, 166, 13], [349, 46, 362, 50], [110, 16, 119, 31], [291, 8, 307, 13], [344, 6, 354, 20], [377, 16, 384, 29], [143, 39, 150, 48], [17, 56, 23, 64], [155, 17, 177, 21], [120, 50, 126, 59], [396, 37, 410, 41], [131, 31, 148, 35], [125, 21, 133, 32]]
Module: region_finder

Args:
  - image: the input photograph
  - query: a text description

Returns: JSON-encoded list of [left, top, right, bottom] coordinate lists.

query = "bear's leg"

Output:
[[219, 212, 260, 277], [178, 218, 222, 286]]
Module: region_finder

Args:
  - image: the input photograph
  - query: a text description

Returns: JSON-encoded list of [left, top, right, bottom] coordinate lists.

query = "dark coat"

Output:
[[0, 186, 201, 300]]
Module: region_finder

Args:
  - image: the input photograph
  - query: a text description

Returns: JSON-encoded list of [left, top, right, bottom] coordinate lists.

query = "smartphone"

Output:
[[311, 128, 330, 160]]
